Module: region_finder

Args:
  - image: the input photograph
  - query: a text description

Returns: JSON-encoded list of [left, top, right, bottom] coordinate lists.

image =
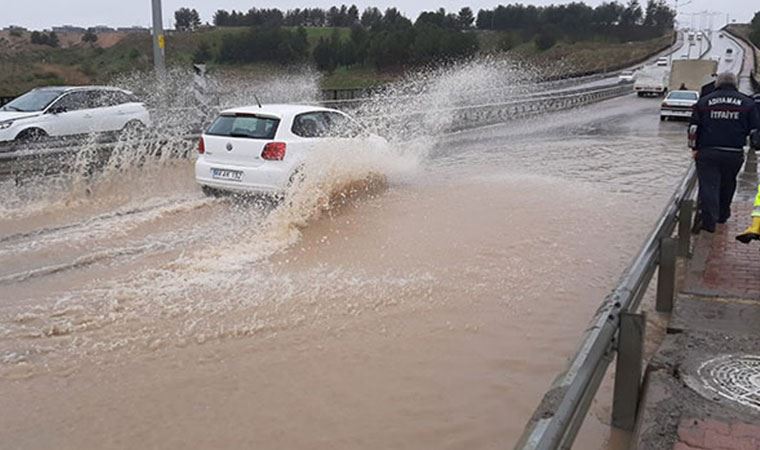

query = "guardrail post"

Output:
[[678, 200, 694, 257], [656, 237, 677, 312], [745, 147, 757, 174], [612, 311, 645, 431]]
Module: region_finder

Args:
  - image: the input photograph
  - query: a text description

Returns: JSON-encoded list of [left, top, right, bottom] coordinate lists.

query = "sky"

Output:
[[0, 0, 756, 30]]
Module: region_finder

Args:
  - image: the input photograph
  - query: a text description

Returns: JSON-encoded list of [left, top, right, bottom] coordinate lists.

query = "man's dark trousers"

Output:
[[696, 148, 744, 231]]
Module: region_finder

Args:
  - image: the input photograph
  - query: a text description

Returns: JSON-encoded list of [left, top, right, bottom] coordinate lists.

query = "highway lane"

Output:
[[0, 83, 693, 449]]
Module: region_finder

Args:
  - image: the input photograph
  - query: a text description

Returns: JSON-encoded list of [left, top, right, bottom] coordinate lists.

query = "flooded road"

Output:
[[0, 93, 691, 449]]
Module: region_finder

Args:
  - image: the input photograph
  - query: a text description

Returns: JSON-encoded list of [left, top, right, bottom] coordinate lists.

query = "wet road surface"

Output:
[[0, 92, 693, 449]]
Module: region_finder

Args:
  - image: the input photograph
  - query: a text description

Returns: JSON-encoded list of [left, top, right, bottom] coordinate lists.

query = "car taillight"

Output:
[[262, 142, 286, 161], [198, 137, 205, 154]]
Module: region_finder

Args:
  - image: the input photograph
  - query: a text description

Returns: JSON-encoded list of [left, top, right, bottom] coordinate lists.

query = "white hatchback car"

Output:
[[195, 104, 384, 196], [0, 86, 150, 143]]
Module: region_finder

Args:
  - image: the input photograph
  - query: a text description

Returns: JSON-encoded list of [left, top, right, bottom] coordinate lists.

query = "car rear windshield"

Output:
[[206, 114, 279, 139], [668, 91, 698, 100]]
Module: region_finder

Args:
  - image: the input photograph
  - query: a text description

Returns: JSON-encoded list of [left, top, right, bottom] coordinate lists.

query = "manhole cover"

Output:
[[687, 354, 760, 412]]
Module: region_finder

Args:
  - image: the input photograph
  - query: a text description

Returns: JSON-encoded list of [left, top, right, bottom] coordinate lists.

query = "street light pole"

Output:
[[151, 0, 166, 79]]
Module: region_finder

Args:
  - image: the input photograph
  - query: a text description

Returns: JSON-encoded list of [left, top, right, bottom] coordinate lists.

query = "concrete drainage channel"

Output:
[[685, 354, 760, 413]]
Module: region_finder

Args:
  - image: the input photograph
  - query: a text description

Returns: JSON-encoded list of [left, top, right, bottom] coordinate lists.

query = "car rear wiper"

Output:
[[228, 132, 252, 138]]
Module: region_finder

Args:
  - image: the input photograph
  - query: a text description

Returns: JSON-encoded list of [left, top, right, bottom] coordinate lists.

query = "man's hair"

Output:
[[715, 72, 738, 88]]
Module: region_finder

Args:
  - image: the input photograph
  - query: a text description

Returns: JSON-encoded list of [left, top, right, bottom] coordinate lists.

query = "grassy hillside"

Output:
[[0, 26, 671, 96], [514, 34, 673, 76]]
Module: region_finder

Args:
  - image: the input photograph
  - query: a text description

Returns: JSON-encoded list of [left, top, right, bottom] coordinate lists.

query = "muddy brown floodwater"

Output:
[[1, 94, 690, 449]]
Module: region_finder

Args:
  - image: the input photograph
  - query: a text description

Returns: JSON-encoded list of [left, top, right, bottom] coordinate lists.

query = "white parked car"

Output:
[[660, 90, 699, 121], [0, 86, 150, 143], [195, 104, 385, 196], [725, 48, 734, 61]]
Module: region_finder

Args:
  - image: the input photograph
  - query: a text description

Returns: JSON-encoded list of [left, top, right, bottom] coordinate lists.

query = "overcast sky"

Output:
[[1, 0, 756, 30]]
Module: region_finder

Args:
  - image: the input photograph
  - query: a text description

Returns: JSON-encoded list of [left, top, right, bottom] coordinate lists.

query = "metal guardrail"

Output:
[[0, 83, 634, 182], [723, 27, 760, 93], [0, 134, 200, 182], [515, 162, 699, 450]]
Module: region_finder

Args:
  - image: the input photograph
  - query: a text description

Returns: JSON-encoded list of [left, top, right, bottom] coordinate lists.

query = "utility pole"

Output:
[[151, 0, 166, 80]]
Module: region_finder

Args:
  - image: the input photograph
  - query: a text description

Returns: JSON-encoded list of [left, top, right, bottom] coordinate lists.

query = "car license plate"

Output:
[[669, 110, 692, 117], [211, 168, 243, 182]]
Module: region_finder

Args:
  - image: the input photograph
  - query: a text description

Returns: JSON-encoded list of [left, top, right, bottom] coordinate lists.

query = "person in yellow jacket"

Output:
[[736, 94, 760, 244], [737, 185, 760, 243]]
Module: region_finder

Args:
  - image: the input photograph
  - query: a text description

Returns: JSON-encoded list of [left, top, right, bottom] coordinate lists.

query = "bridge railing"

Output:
[[515, 161, 699, 450]]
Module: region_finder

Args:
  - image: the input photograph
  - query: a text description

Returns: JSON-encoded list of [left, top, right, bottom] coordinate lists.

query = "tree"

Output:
[[458, 7, 475, 29], [620, 0, 643, 26], [648, 0, 675, 31], [592, 2, 624, 26], [750, 11, 760, 47], [327, 6, 341, 26], [213, 10, 231, 26], [751, 11, 760, 48], [313, 37, 338, 72], [48, 32, 59, 47], [30, 31, 43, 45], [175, 7, 201, 31], [347, 5, 360, 25], [476, 10, 494, 29], [82, 28, 98, 45], [361, 7, 383, 28], [31, 31, 58, 47]]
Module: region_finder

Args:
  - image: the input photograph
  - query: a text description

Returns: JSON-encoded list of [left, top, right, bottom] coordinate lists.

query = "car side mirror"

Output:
[[48, 106, 67, 115]]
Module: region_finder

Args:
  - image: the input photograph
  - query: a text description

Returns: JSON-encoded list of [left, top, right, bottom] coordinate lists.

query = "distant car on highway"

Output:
[[618, 70, 635, 83], [718, 32, 724, 38], [725, 48, 734, 61], [660, 90, 699, 121], [656, 57, 669, 67], [0, 86, 150, 143], [195, 104, 386, 197]]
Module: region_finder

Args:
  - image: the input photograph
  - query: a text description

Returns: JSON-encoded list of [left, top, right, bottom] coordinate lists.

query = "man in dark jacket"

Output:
[[690, 72, 760, 232]]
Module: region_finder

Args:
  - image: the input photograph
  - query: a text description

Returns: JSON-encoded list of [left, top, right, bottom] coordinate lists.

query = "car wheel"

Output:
[[15, 128, 47, 143], [201, 185, 219, 197], [660, 116, 667, 121], [120, 120, 146, 137]]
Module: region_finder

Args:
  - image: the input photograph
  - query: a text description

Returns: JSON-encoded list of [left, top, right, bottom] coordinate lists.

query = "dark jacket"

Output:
[[690, 86, 760, 151], [700, 81, 715, 97]]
